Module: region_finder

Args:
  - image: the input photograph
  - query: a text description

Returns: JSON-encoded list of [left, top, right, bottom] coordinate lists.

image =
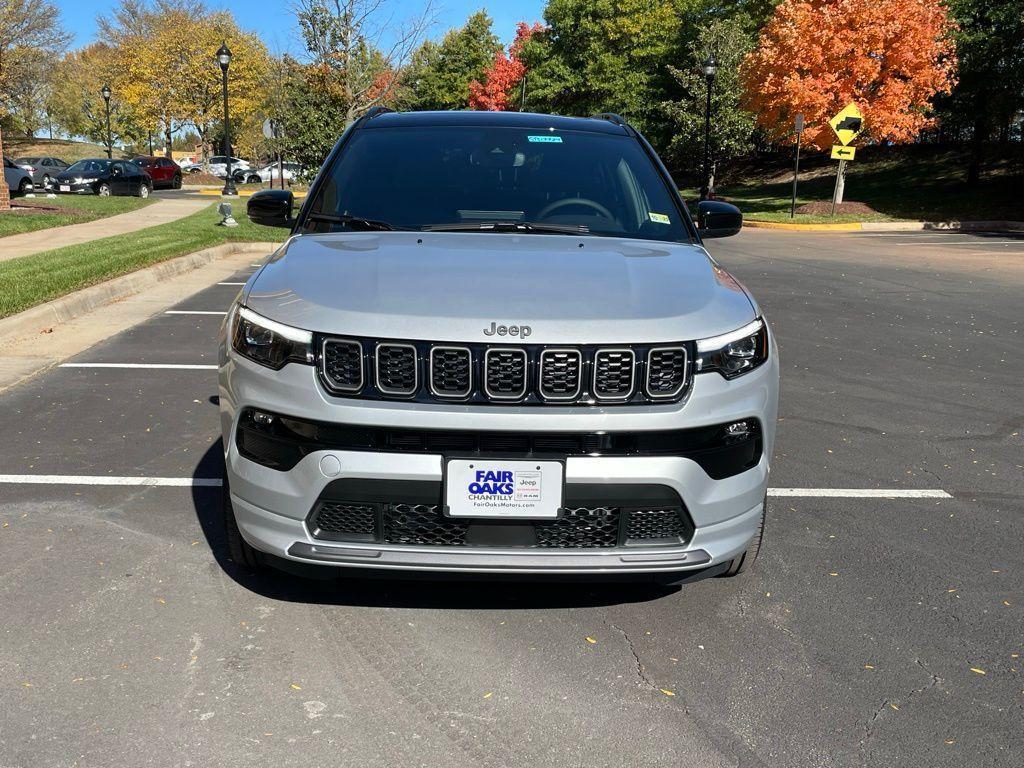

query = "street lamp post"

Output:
[[700, 55, 718, 201], [216, 43, 237, 197], [101, 85, 112, 159]]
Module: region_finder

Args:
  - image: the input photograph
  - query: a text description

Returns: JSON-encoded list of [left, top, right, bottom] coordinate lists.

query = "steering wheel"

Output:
[[537, 197, 615, 221]]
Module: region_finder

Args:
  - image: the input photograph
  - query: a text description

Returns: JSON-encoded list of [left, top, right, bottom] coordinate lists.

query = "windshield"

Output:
[[17, 157, 41, 164], [306, 126, 689, 242], [67, 159, 111, 174]]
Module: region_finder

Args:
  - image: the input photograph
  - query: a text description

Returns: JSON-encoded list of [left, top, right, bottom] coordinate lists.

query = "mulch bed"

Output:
[[184, 172, 228, 186], [7, 202, 90, 218], [795, 200, 880, 216]]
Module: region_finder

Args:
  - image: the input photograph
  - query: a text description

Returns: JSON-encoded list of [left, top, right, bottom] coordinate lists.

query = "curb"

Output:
[[745, 219, 1024, 233], [0, 241, 278, 345], [193, 188, 307, 198]]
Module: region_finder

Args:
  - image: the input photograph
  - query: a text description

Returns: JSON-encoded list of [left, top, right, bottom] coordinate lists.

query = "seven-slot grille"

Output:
[[317, 337, 693, 405]]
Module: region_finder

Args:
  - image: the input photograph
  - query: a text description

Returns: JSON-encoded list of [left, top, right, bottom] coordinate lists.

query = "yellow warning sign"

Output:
[[829, 103, 863, 146], [831, 145, 856, 161]]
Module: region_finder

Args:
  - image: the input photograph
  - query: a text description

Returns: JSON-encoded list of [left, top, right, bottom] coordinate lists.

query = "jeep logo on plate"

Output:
[[483, 321, 532, 338]]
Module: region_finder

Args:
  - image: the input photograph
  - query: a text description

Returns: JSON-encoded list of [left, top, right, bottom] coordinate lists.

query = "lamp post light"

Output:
[[101, 84, 112, 159], [216, 42, 237, 197], [700, 55, 718, 201]]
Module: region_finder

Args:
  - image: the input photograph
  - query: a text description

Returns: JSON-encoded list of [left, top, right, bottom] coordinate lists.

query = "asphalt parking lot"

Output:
[[1, 228, 1021, 767]]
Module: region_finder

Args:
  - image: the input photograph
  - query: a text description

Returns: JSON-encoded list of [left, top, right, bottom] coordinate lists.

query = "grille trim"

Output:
[[320, 338, 364, 393], [593, 348, 636, 401], [484, 347, 528, 400], [428, 346, 473, 399], [538, 348, 583, 401], [645, 346, 689, 400], [375, 342, 418, 397]]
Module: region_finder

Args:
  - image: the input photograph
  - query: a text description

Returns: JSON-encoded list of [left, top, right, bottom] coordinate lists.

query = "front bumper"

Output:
[[220, 331, 778, 575], [56, 183, 96, 194]]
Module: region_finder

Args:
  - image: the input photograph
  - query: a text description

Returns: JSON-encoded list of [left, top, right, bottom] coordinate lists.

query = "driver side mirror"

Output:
[[696, 200, 742, 239], [248, 189, 295, 228]]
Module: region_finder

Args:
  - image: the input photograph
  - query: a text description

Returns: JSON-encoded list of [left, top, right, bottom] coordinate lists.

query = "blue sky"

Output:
[[56, 1, 546, 54]]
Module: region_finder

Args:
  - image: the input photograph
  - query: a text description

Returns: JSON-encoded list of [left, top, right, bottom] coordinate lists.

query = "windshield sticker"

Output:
[[527, 135, 563, 143], [648, 212, 671, 224]]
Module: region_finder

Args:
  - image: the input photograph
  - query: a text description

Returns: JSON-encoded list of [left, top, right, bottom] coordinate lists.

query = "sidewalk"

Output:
[[0, 196, 211, 262]]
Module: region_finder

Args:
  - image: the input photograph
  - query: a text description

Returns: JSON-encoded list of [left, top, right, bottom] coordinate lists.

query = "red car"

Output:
[[131, 156, 183, 189]]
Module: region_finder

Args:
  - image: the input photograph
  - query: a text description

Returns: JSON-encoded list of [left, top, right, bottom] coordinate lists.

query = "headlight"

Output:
[[695, 318, 768, 379], [80, 177, 98, 183], [231, 306, 313, 370]]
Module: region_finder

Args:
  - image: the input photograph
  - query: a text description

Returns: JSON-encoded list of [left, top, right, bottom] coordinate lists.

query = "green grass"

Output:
[[703, 147, 1024, 224], [0, 195, 155, 238], [0, 203, 287, 319]]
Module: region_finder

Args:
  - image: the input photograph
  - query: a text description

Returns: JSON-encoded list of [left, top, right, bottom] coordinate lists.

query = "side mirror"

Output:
[[248, 189, 295, 228], [696, 200, 742, 239]]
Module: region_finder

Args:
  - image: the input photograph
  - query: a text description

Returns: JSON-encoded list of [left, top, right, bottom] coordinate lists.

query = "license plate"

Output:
[[445, 459, 563, 519], [59, 185, 70, 192]]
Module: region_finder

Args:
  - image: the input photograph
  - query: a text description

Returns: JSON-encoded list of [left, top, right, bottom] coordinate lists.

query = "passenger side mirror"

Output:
[[696, 200, 743, 239], [248, 189, 295, 228]]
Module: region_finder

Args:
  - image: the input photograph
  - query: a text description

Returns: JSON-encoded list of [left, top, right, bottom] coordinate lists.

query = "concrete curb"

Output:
[[0, 241, 278, 345], [745, 219, 1024, 233]]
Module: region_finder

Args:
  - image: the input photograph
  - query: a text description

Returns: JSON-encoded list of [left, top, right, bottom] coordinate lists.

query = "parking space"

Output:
[[1, 231, 1021, 767]]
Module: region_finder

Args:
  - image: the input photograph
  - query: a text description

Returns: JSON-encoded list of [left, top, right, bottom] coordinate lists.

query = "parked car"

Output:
[[225, 110, 776, 582], [15, 156, 70, 188], [132, 155, 182, 189], [54, 158, 153, 197], [3, 156, 34, 196], [234, 161, 303, 185], [180, 160, 204, 174], [207, 155, 250, 178]]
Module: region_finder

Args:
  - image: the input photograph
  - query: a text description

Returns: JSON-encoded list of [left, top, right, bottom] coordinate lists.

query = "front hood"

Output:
[[245, 232, 755, 344]]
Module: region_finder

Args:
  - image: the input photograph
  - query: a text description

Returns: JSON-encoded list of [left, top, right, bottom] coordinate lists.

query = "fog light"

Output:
[[252, 410, 275, 427], [725, 421, 750, 439]]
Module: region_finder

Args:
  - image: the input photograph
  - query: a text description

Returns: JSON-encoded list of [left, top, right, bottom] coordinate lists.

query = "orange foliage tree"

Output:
[[469, 23, 544, 111], [740, 0, 957, 149]]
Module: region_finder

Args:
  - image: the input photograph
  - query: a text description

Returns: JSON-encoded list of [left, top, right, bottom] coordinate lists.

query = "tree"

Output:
[[662, 16, 756, 176], [468, 22, 543, 111], [741, 0, 957, 150], [294, 0, 433, 125], [402, 11, 500, 111]]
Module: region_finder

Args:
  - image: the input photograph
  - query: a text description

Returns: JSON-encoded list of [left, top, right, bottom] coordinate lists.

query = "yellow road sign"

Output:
[[829, 103, 863, 146], [831, 145, 856, 161]]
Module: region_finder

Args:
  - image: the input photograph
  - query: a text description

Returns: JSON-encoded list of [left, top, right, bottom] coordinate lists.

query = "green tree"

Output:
[[662, 17, 756, 179], [401, 11, 501, 110]]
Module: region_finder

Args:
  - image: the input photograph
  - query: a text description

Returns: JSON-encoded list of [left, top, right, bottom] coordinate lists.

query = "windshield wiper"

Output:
[[421, 221, 590, 235], [307, 212, 397, 231]]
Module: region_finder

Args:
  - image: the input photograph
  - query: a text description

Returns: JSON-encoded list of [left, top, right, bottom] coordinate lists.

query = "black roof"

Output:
[[362, 110, 630, 135]]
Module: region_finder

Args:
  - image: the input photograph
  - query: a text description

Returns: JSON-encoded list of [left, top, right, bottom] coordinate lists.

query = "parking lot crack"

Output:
[[607, 622, 656, 691], [858, 698, 890, 766]]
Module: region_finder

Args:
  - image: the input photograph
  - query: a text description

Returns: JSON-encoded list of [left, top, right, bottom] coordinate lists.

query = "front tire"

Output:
[[223, 474, 264, 571], [138, 182, 150, 198], [97, 183, 111, 196], [721, 496, 766, 577], [172, 173, 182, 189], [42, 174, 52, 189]]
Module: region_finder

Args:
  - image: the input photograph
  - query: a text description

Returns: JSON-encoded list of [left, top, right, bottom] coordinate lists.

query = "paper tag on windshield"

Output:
[[648, 212, 671, 224]]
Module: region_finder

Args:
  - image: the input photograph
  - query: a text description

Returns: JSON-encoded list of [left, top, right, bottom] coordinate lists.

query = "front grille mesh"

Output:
[[430, 347, 472, 397], [647, 347, 688, 397], [625, 508, 687, 541], [593, 349, 635, 399], [322, 340, 362, 391], [539, 350, 582, 400], [485, 349, 527, 398], [376, 344, 417, 395], [310, 503, 691, 548]]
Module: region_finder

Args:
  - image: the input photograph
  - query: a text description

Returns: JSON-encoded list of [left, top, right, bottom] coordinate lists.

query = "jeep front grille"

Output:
[[317, 337, 694, 405]]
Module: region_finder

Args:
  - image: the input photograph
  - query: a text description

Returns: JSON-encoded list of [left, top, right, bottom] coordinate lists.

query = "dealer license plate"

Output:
[[59, 185, 70, 192], [445, 459, 564, 519]]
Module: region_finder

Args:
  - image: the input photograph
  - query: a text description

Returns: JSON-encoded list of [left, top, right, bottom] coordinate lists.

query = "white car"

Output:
[[257, 162, 302, 183], [207, 155, 250, 179]]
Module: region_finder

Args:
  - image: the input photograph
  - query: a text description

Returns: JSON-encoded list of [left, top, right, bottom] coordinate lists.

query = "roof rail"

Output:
[[591, 112, 628, 127], [361, 106, 393, 122]]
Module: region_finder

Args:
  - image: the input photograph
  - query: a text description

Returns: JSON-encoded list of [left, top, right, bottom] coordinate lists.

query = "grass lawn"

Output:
[[0, 195, 156, 238], [702, 147, 1024, 224], [0, 203, 286, 319]]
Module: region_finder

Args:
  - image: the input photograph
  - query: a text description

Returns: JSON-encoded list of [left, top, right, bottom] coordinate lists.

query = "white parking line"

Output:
[[165, 310, 227, 316], [59, 363, 218, 370], [218, 282, 245, 286], [0, 474, 953, 498], [769, 488, 951, 498]]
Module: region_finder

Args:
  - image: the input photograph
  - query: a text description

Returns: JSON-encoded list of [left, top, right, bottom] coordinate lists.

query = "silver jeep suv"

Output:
[[219, 110, 779, 581]]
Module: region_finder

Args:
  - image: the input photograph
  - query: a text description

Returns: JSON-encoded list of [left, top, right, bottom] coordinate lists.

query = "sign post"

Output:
[[262, 118, 283, 189], [827, 103, 863, 215], [790, 113, 804, 219]]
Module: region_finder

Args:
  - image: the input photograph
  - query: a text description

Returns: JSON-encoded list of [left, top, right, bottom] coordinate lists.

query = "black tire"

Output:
[[97, 182, 111, 196], [137, 182, 151, 198], [721, 495, 766, 577], [42, 174, 52, 189], [223, 474, 264, 571], [17, 177, 32, 195], [172, 173, 182, 189], [247, 174, 261, 184]]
